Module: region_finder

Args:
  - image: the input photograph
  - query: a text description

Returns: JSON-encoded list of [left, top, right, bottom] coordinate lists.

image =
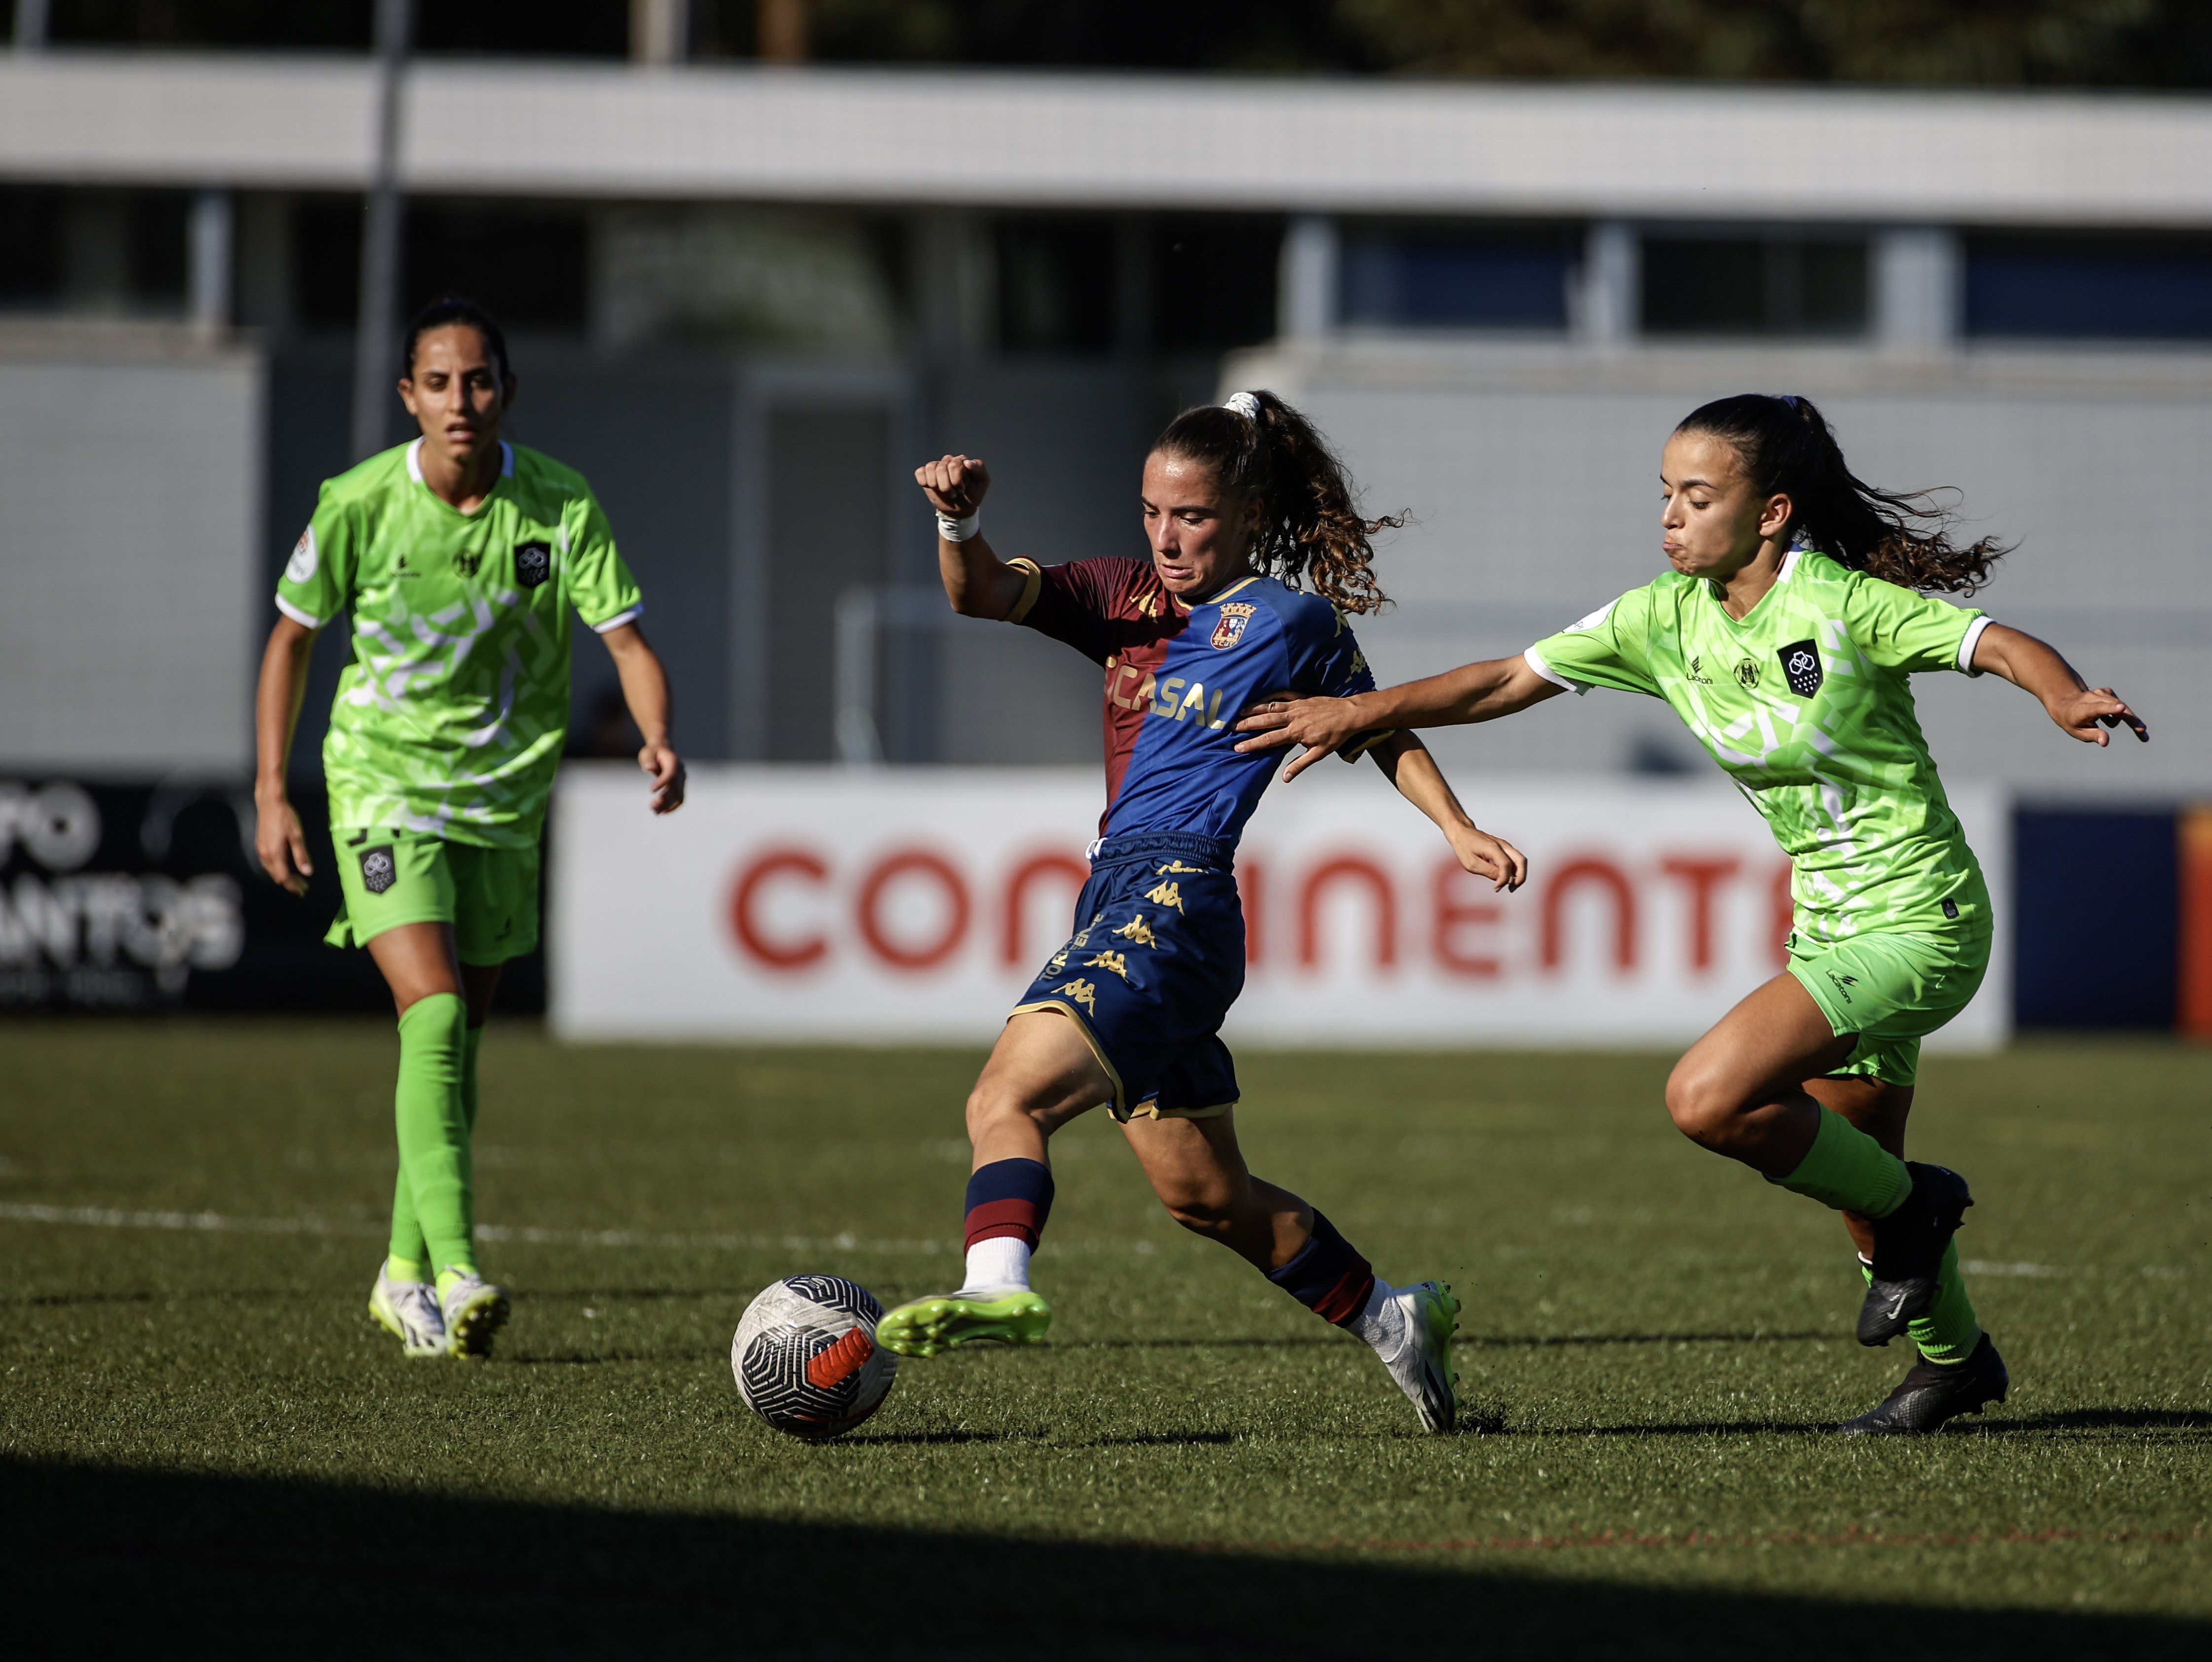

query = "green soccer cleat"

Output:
[[875, 1286, 1051, 1359], [1377, 1280, 1461, 1434]]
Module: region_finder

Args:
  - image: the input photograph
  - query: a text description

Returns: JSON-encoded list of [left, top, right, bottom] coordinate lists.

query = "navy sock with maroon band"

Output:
[[1266, 1209, 1376, 1328], [964, 1158, 1055, 1253]]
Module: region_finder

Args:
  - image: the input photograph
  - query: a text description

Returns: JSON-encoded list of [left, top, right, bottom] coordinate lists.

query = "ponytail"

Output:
[[1677, 394, 2007, 596], [1152, 391, 1404, 614]]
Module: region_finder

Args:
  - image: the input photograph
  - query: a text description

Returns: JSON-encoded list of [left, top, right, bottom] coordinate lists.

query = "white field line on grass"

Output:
[[0, 1200, 1167, 1259], [0, 1205, 2188, 1280], [0, 1200, 951, 1256]]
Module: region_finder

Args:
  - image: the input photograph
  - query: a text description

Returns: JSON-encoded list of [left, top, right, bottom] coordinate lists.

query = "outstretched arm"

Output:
[[1367, 731, 1528, 891], [1971, 624, 2148, 746], [252, 615, 320, 895], [599, 621, 686, 813], [916, 454, 1026, 620], [1238, 653, 1566, 781]]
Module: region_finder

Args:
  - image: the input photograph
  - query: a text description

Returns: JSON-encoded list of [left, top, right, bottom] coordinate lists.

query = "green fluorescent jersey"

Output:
[[1526, 549, 1993, 942], [276, 440, 642, 849]]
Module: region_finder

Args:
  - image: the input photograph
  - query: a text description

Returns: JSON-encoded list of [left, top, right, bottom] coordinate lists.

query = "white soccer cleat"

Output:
[[439, 1272, 511, 1359], [368, 1266, 447, 1358], [1374, 1280, 1461, 1434]]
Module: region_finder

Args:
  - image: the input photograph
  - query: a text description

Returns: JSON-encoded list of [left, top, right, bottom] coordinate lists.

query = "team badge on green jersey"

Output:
[[1778, 638, 1823, 697], [515, 541, 552, 587]]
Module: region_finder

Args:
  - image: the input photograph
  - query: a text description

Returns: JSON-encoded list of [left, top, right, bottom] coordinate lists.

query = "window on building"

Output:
[[1964, 235, 2212, 341], [292, 196, 362, 329], [995, 217, 1116, 354], [0, 188, 65, 307], [1641, 234, 1868, 338], [1339, 223, 1576, 331], [1153, 215, 1281, 352], [0, 187, 188, 315], [405, 203, 590, 333], [290, 199, 591, 333]]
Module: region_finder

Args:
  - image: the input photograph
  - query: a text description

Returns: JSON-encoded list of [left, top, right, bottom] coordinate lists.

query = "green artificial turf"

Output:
[[1, 1021, 2206, 1657]]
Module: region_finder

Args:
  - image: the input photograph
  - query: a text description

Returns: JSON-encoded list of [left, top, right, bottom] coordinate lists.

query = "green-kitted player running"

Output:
[[253, 298, 686, 1359], [1239, 393, 2148, 1434]]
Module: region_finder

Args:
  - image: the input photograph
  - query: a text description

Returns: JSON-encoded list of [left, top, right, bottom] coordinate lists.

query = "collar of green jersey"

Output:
[[405, 438, 515, 520]]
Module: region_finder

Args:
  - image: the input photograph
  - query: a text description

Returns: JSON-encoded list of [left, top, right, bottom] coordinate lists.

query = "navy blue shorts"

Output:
[[1009, 832, 1243, 1123]]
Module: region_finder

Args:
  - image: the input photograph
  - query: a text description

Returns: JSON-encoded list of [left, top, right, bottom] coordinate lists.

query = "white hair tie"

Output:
[[1221, 391, 1261, 421]]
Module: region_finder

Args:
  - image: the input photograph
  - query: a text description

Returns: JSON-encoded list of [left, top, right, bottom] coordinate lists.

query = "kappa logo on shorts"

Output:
[[1113, 915, 1159, 947], [514, 542, 552, 587], [360, 845, 397, 896], [1777, 639, 1823, 697], [1942, 898, 1960, 921], [1210, 603, 1257, 650]]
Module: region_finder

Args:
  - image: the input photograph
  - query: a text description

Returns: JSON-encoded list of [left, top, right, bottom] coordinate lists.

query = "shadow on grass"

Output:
[[1979, 1409, 2212, 1436], [5, 1458, 2202, 1660], [1069, 1331, 1831, 1353]]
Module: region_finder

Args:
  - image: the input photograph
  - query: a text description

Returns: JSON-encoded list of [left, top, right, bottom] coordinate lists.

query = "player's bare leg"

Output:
[[876, 1012, 1105, 1358], [1122, 1112, 1461, 1433], [1667, 976, 1995, 1425]]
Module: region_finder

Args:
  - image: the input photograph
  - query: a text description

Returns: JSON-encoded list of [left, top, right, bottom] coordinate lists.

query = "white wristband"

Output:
[[936, 510, 980, 543]]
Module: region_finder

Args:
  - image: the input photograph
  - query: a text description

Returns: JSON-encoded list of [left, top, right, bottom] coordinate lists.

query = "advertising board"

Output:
[[550, 765, 2011, 1050]]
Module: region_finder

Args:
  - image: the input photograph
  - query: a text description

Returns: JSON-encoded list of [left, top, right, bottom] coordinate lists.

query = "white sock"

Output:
[[963, 1236, 1032, 1292], [1348, 1277, 1404, 1353]]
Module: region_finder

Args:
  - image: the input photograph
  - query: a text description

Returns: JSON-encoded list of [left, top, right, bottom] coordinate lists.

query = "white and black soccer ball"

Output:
[[732, 1274, 897, 1440]]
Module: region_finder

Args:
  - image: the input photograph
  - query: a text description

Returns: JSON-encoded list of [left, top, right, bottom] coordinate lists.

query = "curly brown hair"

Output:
[[1152, 391, 1405, 614], [1678, 394, 2008, 596]]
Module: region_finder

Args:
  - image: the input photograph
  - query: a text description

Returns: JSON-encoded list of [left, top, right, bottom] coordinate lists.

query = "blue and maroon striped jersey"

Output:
[[1004, 556, 1383, 845]]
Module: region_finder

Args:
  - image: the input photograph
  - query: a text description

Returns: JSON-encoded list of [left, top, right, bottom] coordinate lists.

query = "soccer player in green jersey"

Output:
[[1238, 393, 2147, 1434], [252, 298, 686, 1359]]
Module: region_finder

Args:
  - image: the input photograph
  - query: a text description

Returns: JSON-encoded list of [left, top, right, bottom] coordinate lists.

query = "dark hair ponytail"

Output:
[[401, 295, 512, 381], [1152, 391, 1405, 614], [1677, 394, 2006, 596]]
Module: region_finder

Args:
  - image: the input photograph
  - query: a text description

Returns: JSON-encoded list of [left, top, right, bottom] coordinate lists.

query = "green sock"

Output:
[[385, 1254, 428, 1284], [389, 1021, 483, 1269], [391, 993, 475, 1276], [1858, 1242, 1982, 1365], [1776, 1109, 1912, 1217]]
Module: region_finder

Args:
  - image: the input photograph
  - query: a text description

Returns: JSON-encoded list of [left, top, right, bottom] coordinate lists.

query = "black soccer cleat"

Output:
[[1839, 1333, 2008, 1435], [1856, 1161, 1973, 1347]]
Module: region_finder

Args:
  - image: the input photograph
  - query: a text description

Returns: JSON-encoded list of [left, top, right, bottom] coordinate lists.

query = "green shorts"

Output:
[[1786, 925, 1992, 1089], [326, 829, 541, 966]]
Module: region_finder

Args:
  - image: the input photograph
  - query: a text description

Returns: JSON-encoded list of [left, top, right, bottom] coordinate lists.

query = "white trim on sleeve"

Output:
[[1523, 646, 1588, 695], [1957, 614, 1994, 675], [589, 604, 644, 635], [274, 594, 323, 629]]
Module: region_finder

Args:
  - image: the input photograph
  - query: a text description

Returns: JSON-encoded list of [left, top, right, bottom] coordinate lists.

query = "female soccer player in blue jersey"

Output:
[[1239, 394, 2147, 1434], [253, 298, 686, 1360], [878, 392, 1528, 1434]]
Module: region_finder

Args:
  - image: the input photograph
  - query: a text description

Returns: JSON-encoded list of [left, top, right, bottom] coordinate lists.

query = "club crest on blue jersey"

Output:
[[1210, 603, 1257, 650]]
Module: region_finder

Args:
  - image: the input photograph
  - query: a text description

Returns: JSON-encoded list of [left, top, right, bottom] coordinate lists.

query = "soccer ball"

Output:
[[731, 1274, 897, 1440]]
